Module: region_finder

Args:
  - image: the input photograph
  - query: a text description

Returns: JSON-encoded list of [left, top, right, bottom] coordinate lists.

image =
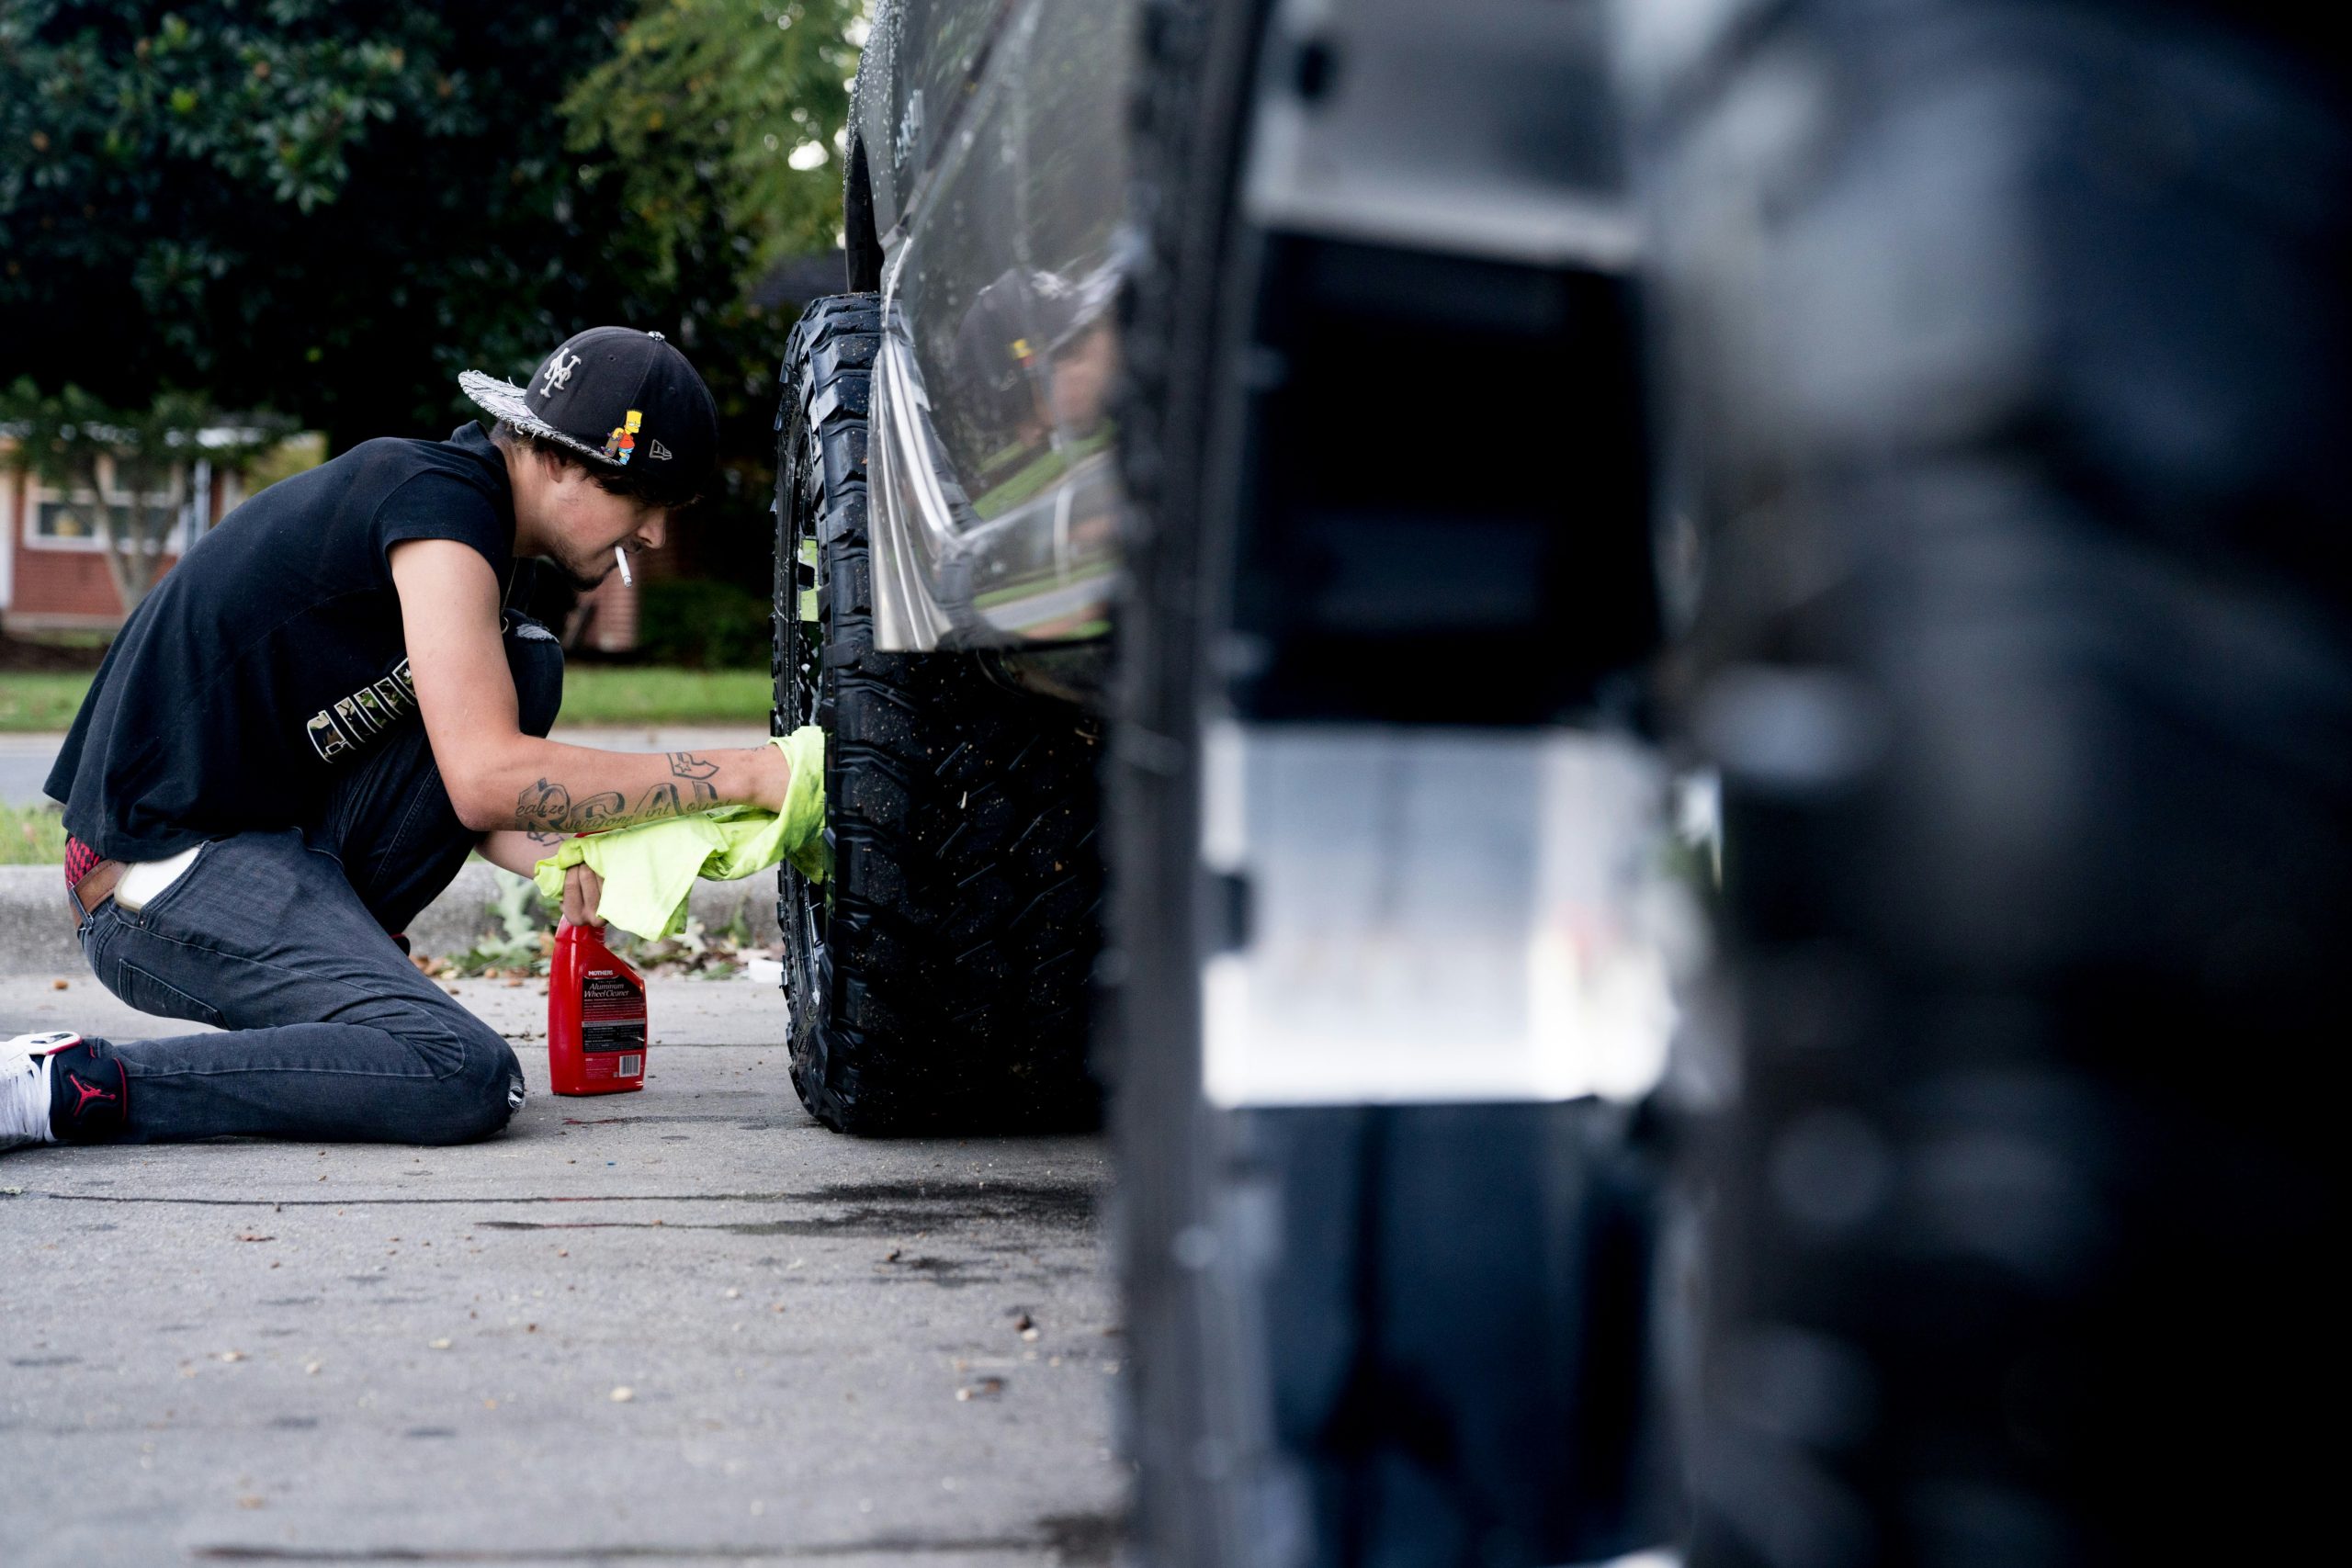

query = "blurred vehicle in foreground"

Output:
[[1111, 0, 1683, 1562], [1622, 1, 2349, 1561], [774, 0, 1688, 1562]]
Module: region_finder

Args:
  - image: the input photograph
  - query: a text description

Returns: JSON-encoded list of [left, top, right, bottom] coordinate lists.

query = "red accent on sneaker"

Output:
[[46, 1043, 128, 1143]]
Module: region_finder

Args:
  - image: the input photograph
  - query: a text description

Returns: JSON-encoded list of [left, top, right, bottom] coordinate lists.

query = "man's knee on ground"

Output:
[[413, 1021, 526, 1145]]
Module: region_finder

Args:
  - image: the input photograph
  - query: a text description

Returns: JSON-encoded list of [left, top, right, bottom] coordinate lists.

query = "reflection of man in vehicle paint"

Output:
[[947, 265, 1122, 526], [949, 269, 1047, 453]]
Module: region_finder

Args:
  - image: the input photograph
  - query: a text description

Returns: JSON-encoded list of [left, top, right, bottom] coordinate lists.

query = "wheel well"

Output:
[[843, 135, 884, 294]]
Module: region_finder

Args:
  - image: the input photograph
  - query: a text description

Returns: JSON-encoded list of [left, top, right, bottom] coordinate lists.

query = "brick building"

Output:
[[0, 442, 245, 631], [2, 434, 642, 651]]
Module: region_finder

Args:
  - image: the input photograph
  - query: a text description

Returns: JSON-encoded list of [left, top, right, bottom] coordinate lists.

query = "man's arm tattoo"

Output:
[[571, 792, 628, 825], [668, 752, 719, 781], [633, 779, 720, 819], [514, 772, 718, 831], [516, 779, 571, 830]]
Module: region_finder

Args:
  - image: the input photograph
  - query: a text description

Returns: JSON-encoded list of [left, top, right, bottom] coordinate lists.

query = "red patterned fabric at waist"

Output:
[[64, 835, 102, 892]]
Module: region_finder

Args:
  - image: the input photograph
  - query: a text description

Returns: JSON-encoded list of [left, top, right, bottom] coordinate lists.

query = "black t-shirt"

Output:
[[47, 423, 515, 860]]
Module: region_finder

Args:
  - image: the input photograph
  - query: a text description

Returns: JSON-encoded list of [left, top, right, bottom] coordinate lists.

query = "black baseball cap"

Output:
[[459, 327, 718, 496]]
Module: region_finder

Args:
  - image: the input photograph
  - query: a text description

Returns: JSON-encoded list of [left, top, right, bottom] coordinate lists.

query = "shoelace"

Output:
[[0, 1047, 50, 1146]]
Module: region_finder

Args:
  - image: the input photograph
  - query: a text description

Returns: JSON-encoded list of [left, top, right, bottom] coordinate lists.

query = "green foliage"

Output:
[[634, 577, 771, 670], [3, 3, 680, 450], [491, 864, 549, 949], [422, 865, 758, 978], [562, 0, 861, 285], [478, 866, 557, 968], [560, 0, 865, 599], [415, 865, 550, 977], [1, 1, 861, 611]]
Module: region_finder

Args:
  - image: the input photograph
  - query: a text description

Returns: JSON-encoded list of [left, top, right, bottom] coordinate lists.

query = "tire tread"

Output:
[[775, 296, 1103, 1134]]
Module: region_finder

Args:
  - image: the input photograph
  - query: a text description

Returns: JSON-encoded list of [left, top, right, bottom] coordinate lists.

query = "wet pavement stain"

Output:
[[457, 1179, 1097, 1241], [194, 1529, 1072, 1560], [790, 1179, 1097, 1229], [22, 1181, 1099, 1220]]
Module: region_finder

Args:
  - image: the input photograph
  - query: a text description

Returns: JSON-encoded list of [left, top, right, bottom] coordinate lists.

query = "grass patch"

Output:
[[971, 429, 1114, 521], [0, 673, 95, 731], [557, 666, 772, 727], [0, 666, 775, 734], [0, 802, 67, 865]]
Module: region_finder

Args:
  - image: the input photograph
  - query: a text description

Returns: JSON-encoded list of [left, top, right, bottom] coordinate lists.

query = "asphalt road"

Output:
[[0, 974, 1123, 1567], [0, 733, 65, 808]]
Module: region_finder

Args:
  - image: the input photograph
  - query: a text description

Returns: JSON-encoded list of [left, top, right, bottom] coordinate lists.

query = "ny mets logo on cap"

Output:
[[605, 410, 642, 465], [460, 325, 715, 485]]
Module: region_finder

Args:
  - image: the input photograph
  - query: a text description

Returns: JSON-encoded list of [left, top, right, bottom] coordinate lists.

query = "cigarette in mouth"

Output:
[[615, 547, 634, 587]]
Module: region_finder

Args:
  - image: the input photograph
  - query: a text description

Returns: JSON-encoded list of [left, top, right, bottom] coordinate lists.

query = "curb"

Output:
[[0, 862, 783, 979]]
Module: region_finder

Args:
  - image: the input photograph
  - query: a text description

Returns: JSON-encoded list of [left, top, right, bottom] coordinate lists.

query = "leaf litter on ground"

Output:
[[408, 866, 765, 980]]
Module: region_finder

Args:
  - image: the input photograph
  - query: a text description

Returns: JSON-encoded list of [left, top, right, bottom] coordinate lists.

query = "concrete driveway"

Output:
[[0, 975, 1123, 1567]]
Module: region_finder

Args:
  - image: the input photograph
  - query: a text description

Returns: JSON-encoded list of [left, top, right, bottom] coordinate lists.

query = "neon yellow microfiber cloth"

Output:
[[531, 726, 827, 939]]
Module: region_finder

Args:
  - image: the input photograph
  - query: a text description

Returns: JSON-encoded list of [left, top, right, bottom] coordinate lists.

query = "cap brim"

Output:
[[458, 370, 625, 467]]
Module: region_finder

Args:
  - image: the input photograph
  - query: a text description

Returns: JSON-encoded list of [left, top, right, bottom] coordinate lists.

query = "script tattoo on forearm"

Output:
[[514, 760, 721, 833], [628, 753, 720, 819], [633, 779, 719, 818], [572, 792, 627, 825], [515, 779, 571, 830]]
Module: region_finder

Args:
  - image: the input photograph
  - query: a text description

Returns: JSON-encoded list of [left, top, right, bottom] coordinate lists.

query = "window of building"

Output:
[[23, 457, 205, 553]]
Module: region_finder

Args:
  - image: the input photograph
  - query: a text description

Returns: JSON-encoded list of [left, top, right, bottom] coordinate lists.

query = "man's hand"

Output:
[[480, 829, 603, 930], [560, 863, 605, 931]]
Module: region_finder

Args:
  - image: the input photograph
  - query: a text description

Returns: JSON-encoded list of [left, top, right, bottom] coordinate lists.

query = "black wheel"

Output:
[[1111, 5, 1674, 1564], [774, 295, 1105, 1135], [1108, 5, 1265, 1559], [1634, 6, 2350, 1562]]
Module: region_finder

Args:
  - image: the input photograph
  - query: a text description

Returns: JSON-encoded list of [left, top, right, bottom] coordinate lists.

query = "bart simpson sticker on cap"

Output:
[[605, 409, 643, 465]]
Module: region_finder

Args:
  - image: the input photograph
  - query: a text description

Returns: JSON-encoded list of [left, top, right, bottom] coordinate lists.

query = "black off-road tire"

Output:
[[1641, 9, 2349, 1563], [774, 295, 1104, 1135], [1112, 7, 1676, 1567], [1107, 3, 1265, 1553]]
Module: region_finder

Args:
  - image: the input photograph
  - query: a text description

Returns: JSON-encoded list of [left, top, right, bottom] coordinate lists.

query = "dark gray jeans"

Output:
[[69, 613, 562, 1145]]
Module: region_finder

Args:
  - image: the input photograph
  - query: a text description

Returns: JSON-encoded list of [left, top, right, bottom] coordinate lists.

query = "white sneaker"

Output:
[[1, 1032, 79, 1153]]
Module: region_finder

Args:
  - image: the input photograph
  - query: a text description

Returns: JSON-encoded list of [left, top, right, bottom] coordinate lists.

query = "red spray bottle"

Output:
[[548, 923, 648, 1096]]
